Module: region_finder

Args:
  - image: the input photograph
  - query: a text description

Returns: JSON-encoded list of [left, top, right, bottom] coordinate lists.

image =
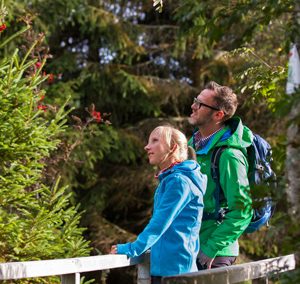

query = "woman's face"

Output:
[[144, 129, 171, 169]]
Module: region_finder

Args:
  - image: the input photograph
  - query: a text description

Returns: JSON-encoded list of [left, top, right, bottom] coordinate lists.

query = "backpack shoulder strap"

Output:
[[211, 146, 228, 220]]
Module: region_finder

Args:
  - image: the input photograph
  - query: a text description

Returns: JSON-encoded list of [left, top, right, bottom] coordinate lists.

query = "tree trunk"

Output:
[[286, 102, 300, 220], [286, 2, 300, 221]]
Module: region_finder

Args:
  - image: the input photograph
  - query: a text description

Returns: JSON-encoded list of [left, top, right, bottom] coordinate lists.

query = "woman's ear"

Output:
[[170, 144, 177, 153]]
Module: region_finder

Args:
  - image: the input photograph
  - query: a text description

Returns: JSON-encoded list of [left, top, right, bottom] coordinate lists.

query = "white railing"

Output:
[[0, 253, 296, 284], [162, 254, 296, 284], [0, 253, 150, 284]]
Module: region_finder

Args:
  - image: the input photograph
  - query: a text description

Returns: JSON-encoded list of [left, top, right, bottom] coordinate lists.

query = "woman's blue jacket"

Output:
[[117, 160, 207, 277]]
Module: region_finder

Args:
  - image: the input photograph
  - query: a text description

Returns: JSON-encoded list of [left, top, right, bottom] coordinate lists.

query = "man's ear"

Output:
[[215, 110, 225, 122]]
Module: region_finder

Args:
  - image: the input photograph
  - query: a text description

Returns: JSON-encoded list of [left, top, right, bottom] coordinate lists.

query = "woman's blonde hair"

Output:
[[152, 125, 188, 161]]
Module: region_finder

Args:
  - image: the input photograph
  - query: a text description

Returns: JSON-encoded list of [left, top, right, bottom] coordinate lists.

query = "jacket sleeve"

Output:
[[202, 148, 253, 258], [117, 175, 193, 258]]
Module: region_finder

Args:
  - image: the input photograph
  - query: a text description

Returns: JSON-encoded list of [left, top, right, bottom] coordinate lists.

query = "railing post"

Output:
[[61, 273, 80, 284], [137, 254, 150, 284]]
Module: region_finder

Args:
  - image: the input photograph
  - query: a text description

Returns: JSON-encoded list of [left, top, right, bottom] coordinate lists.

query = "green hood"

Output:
[[194, 116, 253, 156], [218, 117, 253, 148]]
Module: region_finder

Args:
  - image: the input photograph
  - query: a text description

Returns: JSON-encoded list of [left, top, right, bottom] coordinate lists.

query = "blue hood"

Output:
[[159, 160, 207, 196]]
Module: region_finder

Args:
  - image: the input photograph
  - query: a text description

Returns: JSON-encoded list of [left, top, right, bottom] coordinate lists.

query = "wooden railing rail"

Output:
[[162, 254, 296, 284], [0, 253, 296, 284], [0, 253, 150, 284]]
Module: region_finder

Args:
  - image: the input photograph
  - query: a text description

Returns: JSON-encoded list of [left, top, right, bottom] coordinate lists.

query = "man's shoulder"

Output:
[[218, 146, 246, 158], [212, 146, 248, 167]]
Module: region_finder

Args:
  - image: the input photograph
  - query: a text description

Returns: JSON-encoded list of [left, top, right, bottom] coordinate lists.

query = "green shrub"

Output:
[[0, 5, 90, 270]]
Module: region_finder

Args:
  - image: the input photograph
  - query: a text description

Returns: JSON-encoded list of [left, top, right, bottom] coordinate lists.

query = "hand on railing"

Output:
[[110, 245, 117, 254], [197, 251, 214, 270]]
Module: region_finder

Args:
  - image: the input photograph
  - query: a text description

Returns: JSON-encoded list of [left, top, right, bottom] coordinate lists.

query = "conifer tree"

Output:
[[0, 4, 90, 282]]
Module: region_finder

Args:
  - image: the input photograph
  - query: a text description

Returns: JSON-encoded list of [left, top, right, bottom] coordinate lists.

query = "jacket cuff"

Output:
[[116, 243, 131, 255]]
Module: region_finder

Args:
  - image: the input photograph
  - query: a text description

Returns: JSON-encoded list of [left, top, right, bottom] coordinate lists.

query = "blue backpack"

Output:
[[208, 134, 276, 233]]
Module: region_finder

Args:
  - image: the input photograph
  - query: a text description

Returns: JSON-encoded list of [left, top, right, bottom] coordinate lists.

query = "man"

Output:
[[188, 81, 253, 269]]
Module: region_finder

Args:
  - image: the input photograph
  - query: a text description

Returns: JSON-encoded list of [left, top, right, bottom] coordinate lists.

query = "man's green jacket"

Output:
[[189, 117, 253, 258]]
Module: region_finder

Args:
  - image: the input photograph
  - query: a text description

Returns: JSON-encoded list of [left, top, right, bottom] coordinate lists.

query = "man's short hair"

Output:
[[205, 81, 238, 120]]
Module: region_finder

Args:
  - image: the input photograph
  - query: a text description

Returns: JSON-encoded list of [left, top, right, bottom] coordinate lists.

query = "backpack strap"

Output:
[[202, 146, 228, 222]]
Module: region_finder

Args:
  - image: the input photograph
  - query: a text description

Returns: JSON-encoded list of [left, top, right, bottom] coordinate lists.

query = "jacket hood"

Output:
[[195, 116, 253, 155], [159, 160, 207, 195], [219, 116, 253, 148]]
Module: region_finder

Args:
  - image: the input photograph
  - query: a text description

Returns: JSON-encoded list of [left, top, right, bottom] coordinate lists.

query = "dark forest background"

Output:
[[0, 0, 299, 283]]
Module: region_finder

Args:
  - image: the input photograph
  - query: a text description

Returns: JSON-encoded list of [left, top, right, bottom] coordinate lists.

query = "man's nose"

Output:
[[191, 102, 197, 109]]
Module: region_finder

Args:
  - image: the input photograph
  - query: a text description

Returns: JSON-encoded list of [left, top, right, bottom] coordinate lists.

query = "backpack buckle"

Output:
[[256, 164, 264, 172]]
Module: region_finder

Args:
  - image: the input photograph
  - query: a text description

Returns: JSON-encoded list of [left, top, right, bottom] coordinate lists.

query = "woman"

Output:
[[111, 126, 207, 283]]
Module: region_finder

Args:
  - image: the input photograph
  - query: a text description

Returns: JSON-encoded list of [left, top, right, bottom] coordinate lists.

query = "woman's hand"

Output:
[[197, 251, 214, 269], [110, 245, 117, 254]]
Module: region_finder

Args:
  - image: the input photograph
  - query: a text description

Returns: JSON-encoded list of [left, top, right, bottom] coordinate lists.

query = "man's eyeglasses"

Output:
[[193, 97, 220, 111]]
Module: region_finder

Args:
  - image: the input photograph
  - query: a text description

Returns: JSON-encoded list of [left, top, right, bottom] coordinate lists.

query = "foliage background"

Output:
[[1, 0, 299, 283]]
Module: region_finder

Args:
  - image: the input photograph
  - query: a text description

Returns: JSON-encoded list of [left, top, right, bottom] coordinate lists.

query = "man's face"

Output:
[[188, 89, 218, 127]]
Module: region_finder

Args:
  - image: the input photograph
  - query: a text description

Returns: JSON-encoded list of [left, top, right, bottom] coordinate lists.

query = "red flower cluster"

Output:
[[37, 105, 47, 112], [92, 110, 101, 123], [37, 95, 47, 112], [47, 73, 54, 84], [41, 72, 62, 84], [0, 23, 6, 32], [35, 62, 42, 69]]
